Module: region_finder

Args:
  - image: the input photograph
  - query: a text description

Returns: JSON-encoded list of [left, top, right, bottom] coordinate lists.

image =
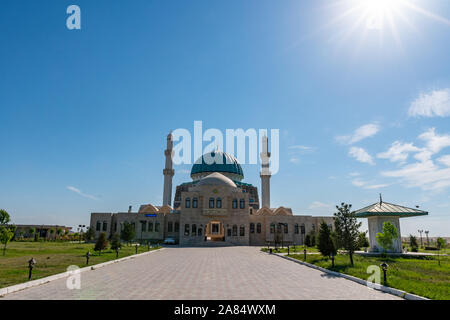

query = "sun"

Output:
[[361, 0, 403, 30]]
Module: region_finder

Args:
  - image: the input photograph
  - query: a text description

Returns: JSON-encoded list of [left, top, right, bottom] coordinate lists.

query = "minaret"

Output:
[[163, 133, 175, 206], [260, 134, 271, 208]]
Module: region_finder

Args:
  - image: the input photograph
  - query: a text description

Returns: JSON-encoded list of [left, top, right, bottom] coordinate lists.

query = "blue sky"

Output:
[[1, 0, 449, 236]]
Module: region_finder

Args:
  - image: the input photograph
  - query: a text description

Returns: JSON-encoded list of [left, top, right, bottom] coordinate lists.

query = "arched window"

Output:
[[102, 221, 107, 231], [192, 224, 197, 236], [232, 225, 238, 236], [209, 198, 215, 208], [148, 222, 154, 232], [295, 224, 299, 234], [257, 223, 262, 234], [227, 228, 231, 237], [216, 198, 222, 208], [175, 222, 179, 232], [277, 223, 281, 234], [185, 197, 191, 208], [232, 198, 238, 209], [184, 224, 190, 236], [168, 221, 173, 232], [240, 225, 245, 236], [155, 222, 160, 232], [300, 224, 305, 235], [250, 223, 255, 234], [284, 224, 288, 234], [198, 228, 202, 236], [141, 221, 147, 232], [192, 197, 198, 208], [270, 223, 275, 234], [239, 199, 245, 209], [96, 221, 101, 231]]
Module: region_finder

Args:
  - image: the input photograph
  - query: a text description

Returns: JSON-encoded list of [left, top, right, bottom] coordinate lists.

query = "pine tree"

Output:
[[121, 222, 136, 245], [317, 221, 337, 258], [334, 202, 361, 266], [110, 233, 121, 251], [94, 232, 108, 255]]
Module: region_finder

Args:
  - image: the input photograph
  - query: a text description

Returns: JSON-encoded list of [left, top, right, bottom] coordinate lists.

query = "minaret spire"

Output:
[[163, 132, 175, 206], [260, 134, 271, 208]]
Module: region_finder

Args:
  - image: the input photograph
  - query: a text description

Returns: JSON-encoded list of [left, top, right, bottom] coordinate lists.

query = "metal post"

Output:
[[86, 251, 90, 265], [135, 244, 138, 254], [287, 246, 290, 255], [304, 248, 307, 261], [28, 258, 36, 280]]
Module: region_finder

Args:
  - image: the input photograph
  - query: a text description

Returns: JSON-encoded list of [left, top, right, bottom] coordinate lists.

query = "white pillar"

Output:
[[163, 133, 174, 206], [260, 134, 271, 208]]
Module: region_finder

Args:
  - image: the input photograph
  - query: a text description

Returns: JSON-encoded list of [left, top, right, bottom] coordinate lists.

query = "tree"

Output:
[[0, 209, 10, 225], [49, 228, 55, 241], [409, 234, 418, 251], [110, 233, 122, 251], [0, 226, 14, 256], [357, 231, 370, 249], [28, 227, 35, 240], [317, 221, 337, 258], [94, 232, 108, 255], [334, 203, 361, 266], [84, 227, 95, 241], [56, 228, 63, 240], [436, 237, 446, 266], [121, 222, 135, 245], [376, 221, 398, 253], [304, 234, 311, 247]]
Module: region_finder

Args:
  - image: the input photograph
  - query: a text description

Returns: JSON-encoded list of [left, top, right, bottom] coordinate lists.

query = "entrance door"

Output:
[[205, 221, 224, 241]]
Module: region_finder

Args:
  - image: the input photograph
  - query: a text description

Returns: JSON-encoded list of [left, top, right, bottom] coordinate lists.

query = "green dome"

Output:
[[191, 151, 244, 180]]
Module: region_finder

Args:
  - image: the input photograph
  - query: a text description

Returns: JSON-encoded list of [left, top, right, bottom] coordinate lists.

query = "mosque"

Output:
[[90, 134, 334, 246]]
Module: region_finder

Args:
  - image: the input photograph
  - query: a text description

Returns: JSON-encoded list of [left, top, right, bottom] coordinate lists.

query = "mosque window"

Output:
[[276, 224, 281, 234], [192, 197, 198, 208], [185, 198, 191, 208], [227, 229, 231, 237], [270, 223, 275, 234], [312, 224, 315, 232], [131, 222, 136, 231], [240, 225, 245, 237], [216, 198, 222, 208], [155, 222, 160, 232], [249, 198, 254, 203], [102, 221, 107, 232], [295, 224, 299, 234], [209, 198, 215, 208], [141, 221, 147, 232], [232, 225, 237, 236], [148, 222, 154, 232], [175, 222, 179, 232], [239, 199, 245, 209], [232, 199, 238, 209], [284, 224, 288, 234], [168, 221, 173, 232], [192, 224, 197, 236], [300, 224, 305, 234], [184, 224, 190, 236], [113, 222, 117, 232], [257, 223, 261, 234], [96, 221, 101, 231], [250, 223, 255, 234], [198, 228, 202, 236]]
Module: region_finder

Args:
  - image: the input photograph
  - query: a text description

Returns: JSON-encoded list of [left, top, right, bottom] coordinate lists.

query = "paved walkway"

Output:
[[2, 247, 400, 300]]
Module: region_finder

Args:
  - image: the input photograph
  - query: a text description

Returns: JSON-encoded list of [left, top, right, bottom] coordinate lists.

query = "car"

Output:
[[163, 237, 176, 245]]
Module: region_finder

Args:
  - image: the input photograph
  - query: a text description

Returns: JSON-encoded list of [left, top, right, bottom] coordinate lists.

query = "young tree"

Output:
[[334, 203, 361, 266], [0, 226, 14, 256], [409, 234, 419, 252], [110, 233, 122, 251], [49, 228, 55, 241], [376, 221, 398, 253], [304, 234, 311, 247], [28, 227, 35, 240], [94, 232, 108, 255], [121, 222, 136, 245], [84, 227, 95, 241], [56, 228, 63, 241], [0, 209, 10, 225], [436, 237, 446, 266], [357, 231, 370, 249], [317, 221, 337, 258]]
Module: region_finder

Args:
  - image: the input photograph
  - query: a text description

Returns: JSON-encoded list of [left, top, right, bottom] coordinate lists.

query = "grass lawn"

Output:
[[286, 252, 450, 300], [0, 241, 160, 289]]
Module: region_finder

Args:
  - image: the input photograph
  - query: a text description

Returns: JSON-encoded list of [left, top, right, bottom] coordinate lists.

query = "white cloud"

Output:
[[351, 178, 389, 189], [349, 172, 360, 177], [437, 155, 450, 167], [351, 179, 366, 187], [364, 184, 389, 189], [289, 157, 301, 164], [408, 88, 450, 117], [308, 201, 332, 209], [418, 127, 450, 154], [349, 147, 375, 165], [336, 123, 380, 145], [67, 186, 98, 200], [289, 145, 314, 151], [377, 141, 421, 163]]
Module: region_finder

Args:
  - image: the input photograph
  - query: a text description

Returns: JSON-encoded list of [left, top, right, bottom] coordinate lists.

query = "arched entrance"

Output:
[[205, 221, 225, 241]]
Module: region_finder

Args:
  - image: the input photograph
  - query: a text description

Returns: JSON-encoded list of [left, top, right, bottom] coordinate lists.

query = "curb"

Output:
[[0, 247, 164, 297], [271, 252, 428, 301]]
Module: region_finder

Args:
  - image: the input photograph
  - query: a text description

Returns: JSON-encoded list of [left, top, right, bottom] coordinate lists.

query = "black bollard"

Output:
[[380, 262, 389, 285], [85, 251, 90, 265], [269, 248, 272, 254], [331, 254, 335, 268], [287, 246, 290, 255], [135, 244, 138, 254], [28, 258, 36, 280], [304, 248, 307, 261]]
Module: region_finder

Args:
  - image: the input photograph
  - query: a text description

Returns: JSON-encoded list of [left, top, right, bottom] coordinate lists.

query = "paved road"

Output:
[[2, 247, 399, 300]]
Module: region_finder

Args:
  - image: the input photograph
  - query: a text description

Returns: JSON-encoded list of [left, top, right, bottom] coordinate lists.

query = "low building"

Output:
[[14, 224, 72, 239], [90, 134, 334, 246]]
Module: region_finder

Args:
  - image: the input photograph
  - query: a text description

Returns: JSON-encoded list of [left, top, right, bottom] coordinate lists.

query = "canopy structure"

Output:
[[354, 197, 428, 253], [355, 201, 428, 218]]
